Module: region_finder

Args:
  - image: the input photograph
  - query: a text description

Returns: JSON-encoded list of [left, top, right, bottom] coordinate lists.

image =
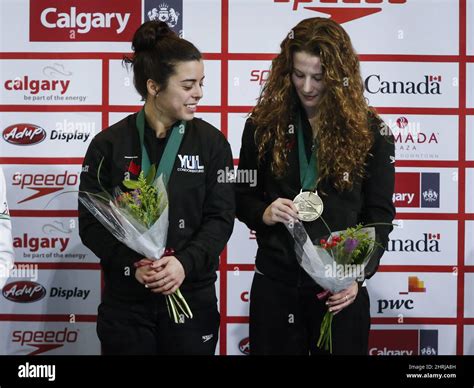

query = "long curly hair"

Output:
[[251, 17, 376, 192]]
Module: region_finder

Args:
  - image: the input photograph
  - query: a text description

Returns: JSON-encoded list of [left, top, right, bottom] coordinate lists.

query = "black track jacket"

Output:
[[79, 113, 235, 304], [236, 111, 396, 287]]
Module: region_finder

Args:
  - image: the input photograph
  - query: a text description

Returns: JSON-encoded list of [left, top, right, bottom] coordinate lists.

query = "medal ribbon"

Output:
[[297, 112, 318, 191], [136, 107, 185, 186]]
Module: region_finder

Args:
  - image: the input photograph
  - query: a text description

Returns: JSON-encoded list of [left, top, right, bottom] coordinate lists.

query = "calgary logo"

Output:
[[2, 124, 47, 145], [393, 172, 440, 208], [12, 328, 79, 355], [29, 0, 141, 42], [4, 63, 72, 96], [147, 2, 180, 27], [12, 171, 79, 204], [423, 189, 438, 202], [273, 0, 407, 24], [2, 281, 47, 303], [369, 329, 438, 356]]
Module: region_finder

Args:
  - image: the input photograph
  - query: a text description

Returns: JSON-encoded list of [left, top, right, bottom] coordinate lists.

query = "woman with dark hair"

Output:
[[79, 21, 234, 355], [236, 17, 395, 355]]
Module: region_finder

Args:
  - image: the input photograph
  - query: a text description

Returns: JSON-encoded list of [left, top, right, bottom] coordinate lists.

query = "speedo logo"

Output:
[[12, 171, 79, 204], [274, 0, 407, 24], [12, 328, 79, 355]]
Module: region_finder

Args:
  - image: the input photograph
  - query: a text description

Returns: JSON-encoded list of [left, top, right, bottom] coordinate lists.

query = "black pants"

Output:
[[97, 298, 220, 355], [249, 273, 370, 355]]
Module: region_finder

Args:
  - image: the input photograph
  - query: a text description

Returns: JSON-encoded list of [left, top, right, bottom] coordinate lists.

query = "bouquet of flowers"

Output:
[[286, 220, 380, 353], [78, 160, 192, 323]]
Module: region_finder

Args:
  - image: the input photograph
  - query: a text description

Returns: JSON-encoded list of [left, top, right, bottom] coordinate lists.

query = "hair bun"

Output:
[[132, 21, 174, 53]]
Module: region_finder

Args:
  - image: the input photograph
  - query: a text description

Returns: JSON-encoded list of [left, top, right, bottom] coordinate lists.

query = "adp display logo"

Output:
[[273, 0, 407, 24], [377, 276, 426, 314], [393, 172, 440, 208], [369, 329, 438, 356], [11, 327, 79, 355], [29, 0, 141, 42]]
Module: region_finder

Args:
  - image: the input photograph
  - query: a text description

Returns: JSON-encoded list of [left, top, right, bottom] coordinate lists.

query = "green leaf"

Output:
[[122, 179, 140, 189], [146, 164, 156, 186]]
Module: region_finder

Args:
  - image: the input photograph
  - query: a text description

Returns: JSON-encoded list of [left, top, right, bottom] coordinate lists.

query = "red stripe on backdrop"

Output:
[[0, 104, 222, 113], [102, 59, 109, 130], [378, 266, 459, 273], [371, 317, 460, 325], [14, 263, 100, 270], [222, 265, 466, 273], [9, 210, 78, 217], [0, 158, 83, 164], [456, 0, 467, 356], [226, 106, 462, 114], [223, 264, 254, 272], [0, 105, 103, 112], [226, 316, 466, 325], [234, 159, 474, 168], [0, 52, 463, 62], [0, 314, 97, 322], [219, 0, 229, 357]]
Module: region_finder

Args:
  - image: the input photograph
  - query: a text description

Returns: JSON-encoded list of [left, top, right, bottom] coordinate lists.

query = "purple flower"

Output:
[[344, 238, 359, 253]]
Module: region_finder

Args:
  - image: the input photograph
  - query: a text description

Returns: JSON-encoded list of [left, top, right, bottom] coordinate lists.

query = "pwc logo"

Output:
[[400, 276, 426, 294], [12, 171, 79, 204], [274, 0, 407, 24], [2, 124, 47, 145], [376, 276, 426, 314], [2, 281, 47, 303], [369, 329, 438, 356], [29, 0, 141, 42], [393, 172, 440, 208], [12, 327, 79, 355]]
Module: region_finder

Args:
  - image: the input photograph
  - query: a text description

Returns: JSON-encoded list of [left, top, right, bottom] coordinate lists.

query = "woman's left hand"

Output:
[[143, 256, 185, 295], [326, 281, 358, 315]]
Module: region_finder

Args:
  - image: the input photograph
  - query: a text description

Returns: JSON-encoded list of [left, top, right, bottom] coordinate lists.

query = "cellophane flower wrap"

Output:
[[286, 220, 378, 353], [79, 162, 192, 323]]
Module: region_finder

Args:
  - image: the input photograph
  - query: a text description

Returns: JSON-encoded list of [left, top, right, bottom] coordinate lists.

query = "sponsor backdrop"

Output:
[[0, 0, 472, 356]]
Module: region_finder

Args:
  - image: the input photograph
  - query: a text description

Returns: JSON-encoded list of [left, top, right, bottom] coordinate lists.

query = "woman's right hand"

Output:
[[262, 198, 299, 225], [134, 258, 162, 285]]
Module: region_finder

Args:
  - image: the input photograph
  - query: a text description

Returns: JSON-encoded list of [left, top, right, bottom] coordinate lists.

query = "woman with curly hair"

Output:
[[236, 17, 395, 355]]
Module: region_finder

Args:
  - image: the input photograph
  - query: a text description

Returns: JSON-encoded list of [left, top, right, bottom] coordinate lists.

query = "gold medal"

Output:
[[293, 190, 324, 222]]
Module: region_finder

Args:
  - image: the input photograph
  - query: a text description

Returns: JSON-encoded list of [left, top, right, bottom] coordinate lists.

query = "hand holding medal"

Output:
[[293, 112, 324, 222]]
